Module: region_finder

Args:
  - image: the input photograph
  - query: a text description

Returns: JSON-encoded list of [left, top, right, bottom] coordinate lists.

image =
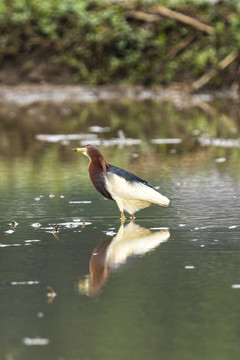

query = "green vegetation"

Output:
[[0, 0, 240, 88]]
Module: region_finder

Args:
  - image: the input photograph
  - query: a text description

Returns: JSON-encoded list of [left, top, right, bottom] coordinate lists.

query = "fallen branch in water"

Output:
[[191, 50, 238, 91], [198, 134, 240, 148]]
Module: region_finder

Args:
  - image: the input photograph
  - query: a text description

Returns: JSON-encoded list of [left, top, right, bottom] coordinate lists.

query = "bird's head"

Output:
[[73, 145, 89, 158], [73, 144, 102, 159], [73, 144, 109, 172]]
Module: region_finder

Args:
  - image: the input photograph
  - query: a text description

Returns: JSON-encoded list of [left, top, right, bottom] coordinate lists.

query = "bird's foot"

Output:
[[130, 214, 135, 221], [121, 212, 126, 224]]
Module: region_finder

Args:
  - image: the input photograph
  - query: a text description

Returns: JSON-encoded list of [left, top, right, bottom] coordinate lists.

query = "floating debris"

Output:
[[215, 157, 226, 163], [25, 240, 41, 244], [0, 85, 217, 106], [49, 194, 55, 198], [89, 126, 110, 133], [132, 153, 139, 158], [150, 227, 169, 230], [185, 265, 195, 269], [81, 219, 86, 229], [61, 222, 76, 229], [229, 225, 238, 229], [10, 220, 18, 228], [31, 222, 41, 228], [53, 225, 59, 232], [60, 107, 72, 116], [23, 337, 50, 346], [34, 197, 41, 201], [105, 230, 117, 236], [231, 284, 240, 289], [151, 138, 182, 144], [198, 135, 240, 148], [47, 286, 57, 303], [0, 243, 21, 247], [4, 229, 15, 235], [69, 200, 92, 204], [57, 220, 91, 228], [192, 129, 200, 136], [80, 138, 141, 147], [35, 133, 97, 144], [53, 225, 59, 238], [11, 281, 39, 285]]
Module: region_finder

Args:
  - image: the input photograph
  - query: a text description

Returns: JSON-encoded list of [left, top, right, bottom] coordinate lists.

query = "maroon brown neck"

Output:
[[86, 145, 110, 175], [85, 145, 113, 200]]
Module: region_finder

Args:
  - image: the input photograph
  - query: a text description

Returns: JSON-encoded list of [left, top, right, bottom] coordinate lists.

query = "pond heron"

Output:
[[73, 144, 170, 221]]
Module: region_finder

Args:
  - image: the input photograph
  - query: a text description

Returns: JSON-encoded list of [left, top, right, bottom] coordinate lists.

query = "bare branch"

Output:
[[153, 5, 214, 34], [191, 50, 238, 91], [127, 10, 159, 22], [168, 33, 195, 59]]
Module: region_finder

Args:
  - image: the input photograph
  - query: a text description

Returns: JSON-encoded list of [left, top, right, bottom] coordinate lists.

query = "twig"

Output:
[[153, 5, 214, 34], [127, 10, 159, 22], [191, 50, 238, 91], [101, 1, 214, 34], [168, 33, 195, 59]]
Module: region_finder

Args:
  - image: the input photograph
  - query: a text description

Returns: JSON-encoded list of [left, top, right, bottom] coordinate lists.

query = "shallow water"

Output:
[[0, 95, 240, 360]]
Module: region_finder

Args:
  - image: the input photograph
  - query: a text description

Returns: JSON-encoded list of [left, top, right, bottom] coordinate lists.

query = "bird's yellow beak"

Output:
[[73, 147, 87, 153]]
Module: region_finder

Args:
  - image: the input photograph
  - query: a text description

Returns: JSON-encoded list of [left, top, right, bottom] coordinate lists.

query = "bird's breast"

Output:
[[89, 170, 113, 200]]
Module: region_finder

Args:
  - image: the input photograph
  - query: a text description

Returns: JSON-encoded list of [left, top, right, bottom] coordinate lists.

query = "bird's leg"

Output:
[[121, 212, 126, 224], [130, 214, 135, 221]]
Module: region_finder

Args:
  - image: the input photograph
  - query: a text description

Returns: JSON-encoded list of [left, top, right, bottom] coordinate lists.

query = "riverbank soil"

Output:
[[0, 1, 239, 91]]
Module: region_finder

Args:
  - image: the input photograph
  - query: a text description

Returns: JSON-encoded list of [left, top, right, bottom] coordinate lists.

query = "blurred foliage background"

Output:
[[0, 0, 240, 88], [0, 98, 240, 191], [1, 0, 240, 189]]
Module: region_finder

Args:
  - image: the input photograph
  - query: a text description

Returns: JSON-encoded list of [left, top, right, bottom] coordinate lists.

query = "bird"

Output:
[[73, 144, 170, 221]]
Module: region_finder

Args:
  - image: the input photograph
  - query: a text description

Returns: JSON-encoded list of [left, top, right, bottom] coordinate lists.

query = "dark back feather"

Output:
[[107, 165, 154, 189]]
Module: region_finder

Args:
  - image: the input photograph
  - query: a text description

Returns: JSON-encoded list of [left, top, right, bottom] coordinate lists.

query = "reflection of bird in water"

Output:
[[78, 222, 170, 296], [73, 144, 170, 221]]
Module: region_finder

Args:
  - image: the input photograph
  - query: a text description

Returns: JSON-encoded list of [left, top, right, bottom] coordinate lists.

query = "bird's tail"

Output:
[[137, 183, 170, 207], [153, 192, 170, 207]]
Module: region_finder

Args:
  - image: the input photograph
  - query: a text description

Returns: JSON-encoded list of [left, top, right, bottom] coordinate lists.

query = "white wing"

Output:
[[106, 172, 170, 207]]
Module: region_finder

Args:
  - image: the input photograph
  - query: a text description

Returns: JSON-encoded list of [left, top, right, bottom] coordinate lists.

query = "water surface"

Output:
[[0, 95, 240, 360]]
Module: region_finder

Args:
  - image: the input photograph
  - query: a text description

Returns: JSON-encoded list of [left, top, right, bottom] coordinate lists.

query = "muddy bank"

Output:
[[1, 1, 240, 90]]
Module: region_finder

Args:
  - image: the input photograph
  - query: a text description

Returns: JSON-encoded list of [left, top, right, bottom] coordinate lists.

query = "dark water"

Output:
[[0, 96, 240, 360]]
